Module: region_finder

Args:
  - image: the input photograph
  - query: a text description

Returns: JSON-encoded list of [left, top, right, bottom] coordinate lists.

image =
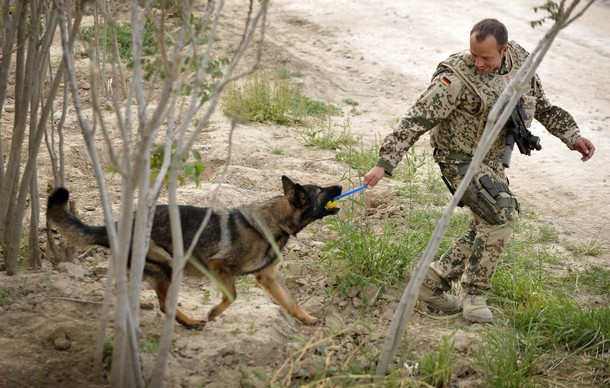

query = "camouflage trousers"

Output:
[[424, 159, 519, 295]]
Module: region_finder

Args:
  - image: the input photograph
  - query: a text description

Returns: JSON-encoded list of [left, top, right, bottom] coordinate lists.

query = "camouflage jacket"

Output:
[[376, 41, 581, 174]]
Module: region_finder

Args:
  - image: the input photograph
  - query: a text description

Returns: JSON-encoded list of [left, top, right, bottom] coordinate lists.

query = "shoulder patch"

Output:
[[440, 76, 452, 87]]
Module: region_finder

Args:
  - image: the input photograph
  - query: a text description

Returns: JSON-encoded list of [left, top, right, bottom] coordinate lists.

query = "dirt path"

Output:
[[267, 0, 610, 260]]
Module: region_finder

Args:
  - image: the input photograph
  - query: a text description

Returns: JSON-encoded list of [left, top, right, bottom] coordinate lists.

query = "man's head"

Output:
[[469, 19, 509, 75]]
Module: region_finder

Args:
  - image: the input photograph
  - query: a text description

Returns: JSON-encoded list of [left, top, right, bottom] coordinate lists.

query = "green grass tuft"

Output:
[[221, 70, 339, 126]]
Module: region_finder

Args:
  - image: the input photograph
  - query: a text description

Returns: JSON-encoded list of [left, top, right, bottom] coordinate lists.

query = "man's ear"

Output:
[[500, 43, 509, 57]]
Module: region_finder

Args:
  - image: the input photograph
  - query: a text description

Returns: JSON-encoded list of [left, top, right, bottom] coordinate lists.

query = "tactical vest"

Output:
[[431, 41, 533, 162]]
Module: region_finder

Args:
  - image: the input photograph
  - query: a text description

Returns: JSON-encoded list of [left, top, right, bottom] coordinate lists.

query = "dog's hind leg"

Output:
[[255, 260, 318, 325], [146, 274, 206, 329], [207, 266, 237, 321], [144, 247, 205, 329]]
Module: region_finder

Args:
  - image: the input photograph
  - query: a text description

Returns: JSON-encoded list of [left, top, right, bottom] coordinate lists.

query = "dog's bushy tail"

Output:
[[47, 188, 110, 248]]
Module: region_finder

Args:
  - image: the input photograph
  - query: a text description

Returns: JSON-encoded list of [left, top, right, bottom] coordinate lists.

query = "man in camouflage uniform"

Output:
[[364, 19, 596, 323]]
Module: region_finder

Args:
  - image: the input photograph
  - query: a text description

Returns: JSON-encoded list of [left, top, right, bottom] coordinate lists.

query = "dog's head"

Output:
[[281, 175, 342, 233]]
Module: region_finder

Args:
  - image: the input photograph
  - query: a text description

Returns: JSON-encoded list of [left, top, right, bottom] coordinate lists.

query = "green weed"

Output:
[[139, 336, 160, 354], [106, 141, 204, 187], [300, 118, 359, 150], [417, 332, 456, 387], [202, 289, 211, 304], [80, 18, 156, 63], [537, 223, 559, 243], [321, 203, 453, 298], [475, 325, 540, 387], [559, 266, 610, 296], [271, 147, 286, 156], [335, 140, 379, 176], [321, 213, 417, 298], [343, 98, 361, 115], [564, 237, 606, 257], [0, 287, 10, 306], [221, 70, 339, 126]]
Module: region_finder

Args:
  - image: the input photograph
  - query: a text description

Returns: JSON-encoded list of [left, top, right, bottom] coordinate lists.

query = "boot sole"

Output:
[[419, 301, 462, 314]]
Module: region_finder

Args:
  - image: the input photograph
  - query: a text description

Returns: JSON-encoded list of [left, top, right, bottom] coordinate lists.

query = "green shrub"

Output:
[[221, 70, 339, 126], [80, 18, 156, 63]]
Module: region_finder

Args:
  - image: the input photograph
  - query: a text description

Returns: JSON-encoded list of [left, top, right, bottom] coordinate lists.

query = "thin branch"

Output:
[[563, 0, 595, 28], [49, 297, 103, 305]]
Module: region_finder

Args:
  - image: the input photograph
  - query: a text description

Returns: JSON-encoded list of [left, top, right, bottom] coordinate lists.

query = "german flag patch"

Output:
[[440, 76, 452, 87]]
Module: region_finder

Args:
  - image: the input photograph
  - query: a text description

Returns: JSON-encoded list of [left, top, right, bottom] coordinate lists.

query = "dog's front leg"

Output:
[[255, 260, 318, 325]]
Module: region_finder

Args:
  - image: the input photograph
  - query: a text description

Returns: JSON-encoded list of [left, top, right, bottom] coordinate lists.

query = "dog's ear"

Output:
[[282, 175, 310, 208], [281, 175, 295, 194]]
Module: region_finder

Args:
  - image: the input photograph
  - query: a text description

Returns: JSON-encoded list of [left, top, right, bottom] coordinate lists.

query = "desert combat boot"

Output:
[[418, 268, 461, 313], [462, 294, 493, 323]]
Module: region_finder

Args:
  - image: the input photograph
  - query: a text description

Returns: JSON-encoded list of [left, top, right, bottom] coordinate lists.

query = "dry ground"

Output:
[[1, 1, 608, 387]]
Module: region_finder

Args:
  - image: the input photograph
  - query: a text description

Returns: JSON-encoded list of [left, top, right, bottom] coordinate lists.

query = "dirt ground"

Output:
[[1, 1, 609, 387]]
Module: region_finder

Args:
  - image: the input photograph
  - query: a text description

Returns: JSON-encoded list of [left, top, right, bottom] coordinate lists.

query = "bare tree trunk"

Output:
[[0, 1, 25, 193], [2, 1, 62, 274], [1, 1, 29, 274], [29, 176, 42, 268]]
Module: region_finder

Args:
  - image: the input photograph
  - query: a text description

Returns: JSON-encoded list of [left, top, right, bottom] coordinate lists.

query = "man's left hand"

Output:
[[574, 137, 595, 162]]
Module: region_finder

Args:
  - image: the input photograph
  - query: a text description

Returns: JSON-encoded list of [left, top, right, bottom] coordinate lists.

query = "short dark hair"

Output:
[[471, 18, 508, 51]]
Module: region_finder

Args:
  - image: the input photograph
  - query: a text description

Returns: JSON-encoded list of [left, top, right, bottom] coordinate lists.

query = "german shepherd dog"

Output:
[[46, 176, 342, 329]]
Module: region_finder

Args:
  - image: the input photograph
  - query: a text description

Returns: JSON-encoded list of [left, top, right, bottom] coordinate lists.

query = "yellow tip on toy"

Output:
[[324, 184, 368, 210], [325, 200, 339, 210], [324, 201, 339, 210]]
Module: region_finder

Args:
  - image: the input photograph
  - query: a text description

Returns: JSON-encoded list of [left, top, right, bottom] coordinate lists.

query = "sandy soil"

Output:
[[0, 1, 608, 387]]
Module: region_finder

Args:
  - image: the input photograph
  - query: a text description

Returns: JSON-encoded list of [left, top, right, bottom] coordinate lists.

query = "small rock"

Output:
[[54, 336, 71, 351], [352, 297, 363, 308], [309, 241, 325, 248], [49, 328, 71, 351], [221, 354, 234, 366], [362, 284, 380, 305], [286, 241, 302, 251], [93, 265, 108, 276], [347, 286, 359, 298], [301, 295, 325, 318], [57, 262, 91, 278]]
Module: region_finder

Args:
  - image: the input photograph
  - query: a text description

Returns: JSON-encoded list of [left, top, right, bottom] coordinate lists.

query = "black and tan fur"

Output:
[[46, 176, 342, 329]]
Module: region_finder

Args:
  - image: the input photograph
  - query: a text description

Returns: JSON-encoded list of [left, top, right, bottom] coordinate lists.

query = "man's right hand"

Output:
[[574, 137, 595, 162], [363, 166, 386, 188]]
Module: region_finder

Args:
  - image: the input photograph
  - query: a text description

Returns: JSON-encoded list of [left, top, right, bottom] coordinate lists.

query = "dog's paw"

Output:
[[207, 304, 228, 321], [184, 319, 206, 330], [299, 314, 318, 325], [208, 309, 223, 323]]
